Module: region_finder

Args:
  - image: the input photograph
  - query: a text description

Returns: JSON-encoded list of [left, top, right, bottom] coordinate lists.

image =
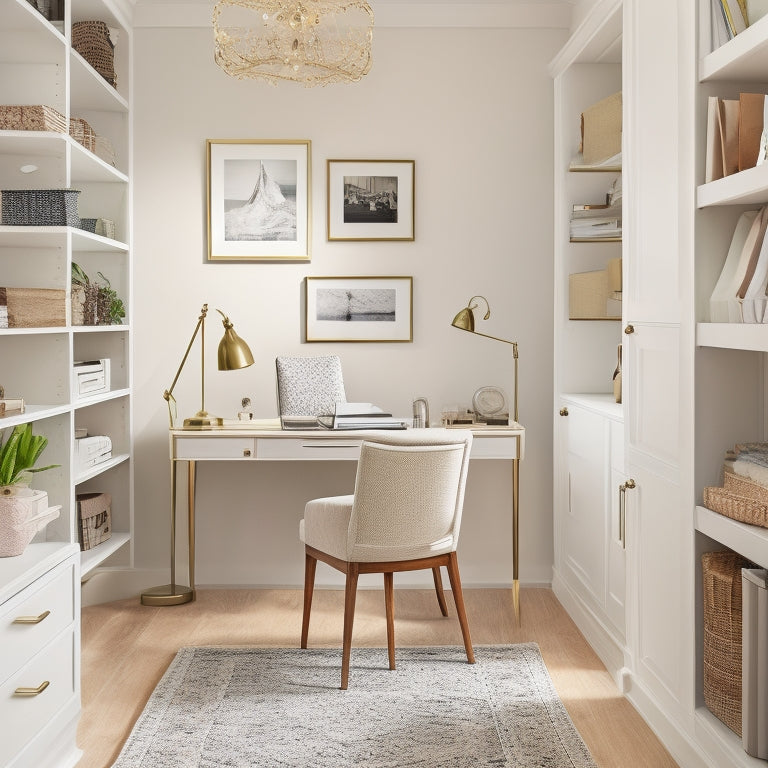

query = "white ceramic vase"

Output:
[[0, 488, 60, 557]]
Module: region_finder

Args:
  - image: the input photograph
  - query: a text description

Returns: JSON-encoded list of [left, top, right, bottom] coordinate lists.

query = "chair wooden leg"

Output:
[[341, 564, 359, 690], [384, 571, 396, 670], [446, 551, 475, 664], [300, 550, 317, 649], [432, 566, 449, 617]]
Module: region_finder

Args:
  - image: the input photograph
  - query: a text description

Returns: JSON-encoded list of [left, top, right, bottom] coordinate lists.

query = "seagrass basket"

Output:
[[703, 471, 768, 528], [69, 117, 115, 166], [72, 21, 116, 87], [702, 550, 751, 736], [0, 104, 67, 133]]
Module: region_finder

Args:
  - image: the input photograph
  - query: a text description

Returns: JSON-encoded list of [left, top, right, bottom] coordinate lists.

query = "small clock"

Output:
[[472, 386, 508, 419]]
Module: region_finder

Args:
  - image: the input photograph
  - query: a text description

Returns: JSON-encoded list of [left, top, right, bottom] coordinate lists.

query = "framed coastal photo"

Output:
[[327, 159, 414, 241], [207, 139, 311, 261], [305, 276, 413, 342]]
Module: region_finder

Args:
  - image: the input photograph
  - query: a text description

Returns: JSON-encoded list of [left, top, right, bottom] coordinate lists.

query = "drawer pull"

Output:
[[243, 449, 251, 457], [14, 681, 50, 697], [12, 610, 51, 625]]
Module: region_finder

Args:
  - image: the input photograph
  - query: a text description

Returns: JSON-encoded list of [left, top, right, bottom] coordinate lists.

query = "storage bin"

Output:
[[703, 550, 752, 735], [0, 286, 66, 328], [703, 471, 768, 528], [0, 188, 80, 227], [0, 104, 67, 133], [72, 21, 116, 87], [69, 117, 116, 166], [76, 492, 111, 551]]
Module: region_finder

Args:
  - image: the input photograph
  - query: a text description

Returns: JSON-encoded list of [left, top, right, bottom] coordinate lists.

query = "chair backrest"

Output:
[[275, 355, 347, 420], [347, 430, 473, 561]]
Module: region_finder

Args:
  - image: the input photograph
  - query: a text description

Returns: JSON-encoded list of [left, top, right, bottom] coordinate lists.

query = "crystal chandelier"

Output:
[[213, 0, 374, 86]]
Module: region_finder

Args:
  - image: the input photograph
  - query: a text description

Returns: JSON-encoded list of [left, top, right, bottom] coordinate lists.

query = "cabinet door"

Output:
[[562, 405, 609, 609], [624, 322, 686, 707]]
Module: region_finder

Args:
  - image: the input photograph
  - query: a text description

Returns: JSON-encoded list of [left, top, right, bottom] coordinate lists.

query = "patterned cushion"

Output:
[[276, 356, 347, 418]]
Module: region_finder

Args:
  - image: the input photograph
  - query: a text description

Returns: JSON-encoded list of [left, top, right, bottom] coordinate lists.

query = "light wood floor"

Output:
[[77, 587, 678, 768]]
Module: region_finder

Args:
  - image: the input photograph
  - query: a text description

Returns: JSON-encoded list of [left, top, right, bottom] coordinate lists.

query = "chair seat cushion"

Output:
[[301, 494, 454, 563]]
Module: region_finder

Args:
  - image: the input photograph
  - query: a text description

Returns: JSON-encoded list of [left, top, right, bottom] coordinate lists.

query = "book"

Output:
[[718, 97, 741, 177], [712, 0, 734, 46], [318, 402, 407, 430], [705, 96, 724, 182], [739, 93, 765, 171], [721, 0, 748, 34]]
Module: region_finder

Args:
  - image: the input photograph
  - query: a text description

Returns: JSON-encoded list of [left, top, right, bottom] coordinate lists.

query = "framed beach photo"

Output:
[[327, 160, 414, 241], [207, 139, 311, 261], [305, 276, 413, 342]]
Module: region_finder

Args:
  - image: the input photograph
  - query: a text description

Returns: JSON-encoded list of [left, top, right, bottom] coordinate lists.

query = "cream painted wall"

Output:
[[118, 21, 566, 596]]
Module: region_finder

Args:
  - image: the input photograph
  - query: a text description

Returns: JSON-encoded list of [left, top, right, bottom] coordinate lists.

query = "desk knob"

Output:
[[559, 407, 568, 416], [243, 449, 251, 457], [624, 324, 635, 334]]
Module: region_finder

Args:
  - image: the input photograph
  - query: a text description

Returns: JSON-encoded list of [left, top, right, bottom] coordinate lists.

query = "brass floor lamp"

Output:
[[451, 295, 522, 623], [141, 304, 254, 606]]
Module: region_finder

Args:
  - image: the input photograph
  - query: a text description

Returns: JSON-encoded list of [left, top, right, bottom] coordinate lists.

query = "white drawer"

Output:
[[175, 437, 256, 460], [256, 437, 362, 460], [0, 627, 77, 767], [469, 435, 522, 459], [0, 561, 76, 685]]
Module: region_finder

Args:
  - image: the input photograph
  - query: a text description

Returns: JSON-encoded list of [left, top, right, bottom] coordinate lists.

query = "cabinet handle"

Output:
[[559, 407, 569, 416], [618, 478, 636, 549], [12, 610, 50, 625], [624, 324, 635, 334], [14, 681, 50, 697], [243, 449, 251, 457]]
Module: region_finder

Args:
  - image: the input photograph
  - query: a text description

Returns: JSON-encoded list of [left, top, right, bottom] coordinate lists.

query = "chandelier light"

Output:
[[213, 0, 374, 86]]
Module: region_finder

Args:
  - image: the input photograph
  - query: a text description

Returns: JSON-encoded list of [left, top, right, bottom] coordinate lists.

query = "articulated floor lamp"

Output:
[[141, 304, 254, 606], [451, 295, 522, 623]]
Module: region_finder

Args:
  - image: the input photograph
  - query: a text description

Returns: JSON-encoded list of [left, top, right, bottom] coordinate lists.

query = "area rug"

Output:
[[111, 643, 597, 768]]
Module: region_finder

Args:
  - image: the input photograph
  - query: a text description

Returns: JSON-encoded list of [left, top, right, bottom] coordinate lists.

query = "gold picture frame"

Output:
[[327, 159, 415, 241], [305, 276, 413, 342], [207, 139, 311, 261]]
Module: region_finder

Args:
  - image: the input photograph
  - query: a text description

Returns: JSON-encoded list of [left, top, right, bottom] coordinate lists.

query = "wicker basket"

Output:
[[0, 104, 67, 133], [69, 117, 116, 166], [703, 471, 768, 528], [76, 491, 111, 551], [0, 189, 80, 227], [72, 21, 116, 87], [703, 550, 751, 736]]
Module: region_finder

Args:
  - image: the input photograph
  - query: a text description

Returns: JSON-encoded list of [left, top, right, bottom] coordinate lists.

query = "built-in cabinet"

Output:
[[0, 0, 132, 764]]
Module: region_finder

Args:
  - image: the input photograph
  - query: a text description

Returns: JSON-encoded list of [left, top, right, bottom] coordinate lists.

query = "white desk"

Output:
[[141, 425, 525, 618]]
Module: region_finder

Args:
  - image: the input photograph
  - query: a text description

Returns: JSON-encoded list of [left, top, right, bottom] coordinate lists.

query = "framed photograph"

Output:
[[327, 159, 414, 241], [207, 139, 311, 261], [305, 276, 413, 342]]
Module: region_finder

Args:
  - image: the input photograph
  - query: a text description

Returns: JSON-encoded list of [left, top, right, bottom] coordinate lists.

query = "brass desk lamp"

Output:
[[451, 295, 519, 423], [163, 303, 254, 428]]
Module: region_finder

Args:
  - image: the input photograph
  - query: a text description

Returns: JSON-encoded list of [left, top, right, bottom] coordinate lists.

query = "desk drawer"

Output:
[[0, 560, 76, 685], [175, 437, 256, 460], [0, 627, 76, 767], [256, 437, 362, 460], [470, 435, 521, 459]]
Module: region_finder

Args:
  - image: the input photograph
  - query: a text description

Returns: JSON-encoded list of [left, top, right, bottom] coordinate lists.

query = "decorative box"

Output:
[[76, 491, 111, 550], [0, 188, 81, 227], [0, 286, 66, 328], [73, 358, 110, 398]]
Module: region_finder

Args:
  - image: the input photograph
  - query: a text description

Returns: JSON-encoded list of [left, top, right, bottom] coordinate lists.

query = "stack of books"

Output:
[[569, 203, 622, 241], [711, 0, 768, 48]]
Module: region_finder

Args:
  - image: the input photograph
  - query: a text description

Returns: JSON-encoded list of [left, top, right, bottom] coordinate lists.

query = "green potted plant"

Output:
[[0, 423, 61, 557]]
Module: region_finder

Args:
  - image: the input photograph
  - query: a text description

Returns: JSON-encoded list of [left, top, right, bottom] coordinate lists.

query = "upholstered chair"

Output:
[[299, 429, 475, 689], [275, 355, 347, 425]]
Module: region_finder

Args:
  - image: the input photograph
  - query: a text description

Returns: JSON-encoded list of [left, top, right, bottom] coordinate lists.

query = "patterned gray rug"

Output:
[[112, 643, 597, 767]]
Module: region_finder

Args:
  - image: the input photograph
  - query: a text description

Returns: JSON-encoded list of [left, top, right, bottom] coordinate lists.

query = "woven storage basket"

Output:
[[703, 471, 768, 528], [0, 189, 80, 227], [0, 104, 67, 133], [72, 21, 116, 87], [76, 491, 111, 550], [69, 117, 116, 166], [703, 550, 751, 735]]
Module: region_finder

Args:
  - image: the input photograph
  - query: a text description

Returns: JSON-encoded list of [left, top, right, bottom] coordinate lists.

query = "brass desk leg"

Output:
[[512, 451, 521, 626], [140, 458, 195, 606]]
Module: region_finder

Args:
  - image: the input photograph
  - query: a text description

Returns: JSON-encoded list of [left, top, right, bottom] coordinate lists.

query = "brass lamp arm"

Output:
[[163, 305, 209, 428]]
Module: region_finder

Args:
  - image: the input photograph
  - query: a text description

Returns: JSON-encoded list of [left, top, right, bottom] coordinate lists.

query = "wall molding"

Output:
[[133, 0, 573, 30]]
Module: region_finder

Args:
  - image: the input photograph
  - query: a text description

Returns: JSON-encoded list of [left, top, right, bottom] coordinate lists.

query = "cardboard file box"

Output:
[[76, 491, 111, 550]]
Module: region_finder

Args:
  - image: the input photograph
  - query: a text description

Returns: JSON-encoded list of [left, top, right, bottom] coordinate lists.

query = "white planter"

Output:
[[0, 489, 61, 557]]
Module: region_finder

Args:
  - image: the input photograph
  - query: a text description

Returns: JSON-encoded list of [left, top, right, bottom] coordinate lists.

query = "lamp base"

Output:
[[141, 584, 195, 606], [182, 414, 223, 428]]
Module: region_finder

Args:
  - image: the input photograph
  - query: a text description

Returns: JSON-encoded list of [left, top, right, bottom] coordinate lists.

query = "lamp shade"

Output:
[[217, 312, 255, 371], [451, 306, 475, 332]]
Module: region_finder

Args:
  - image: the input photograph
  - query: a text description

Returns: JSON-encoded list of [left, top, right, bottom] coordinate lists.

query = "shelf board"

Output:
[[80, 532, 130, 578], [0, 0, 65, 61], [75, 452, 130, 485], [695, 505, 768, 569], [71, 229, 128, 252], [72, 324, 130, 334], [0, 405, 71, 429], [70, 139, 128, 184], [70, 50, 128, 114], [696, 322, 768, 351], [570, 237, 622, 242], [697, 164, 768, 207], [73, 388, 130, 409], [700, 14, 768, 82], [0, 225, 126, 251], [569, 163, 621, 173]]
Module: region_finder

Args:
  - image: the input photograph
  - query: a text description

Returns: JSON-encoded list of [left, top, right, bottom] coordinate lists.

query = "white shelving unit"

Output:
[[694, 4, 768, 767], [0, 0, 132, 764]]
